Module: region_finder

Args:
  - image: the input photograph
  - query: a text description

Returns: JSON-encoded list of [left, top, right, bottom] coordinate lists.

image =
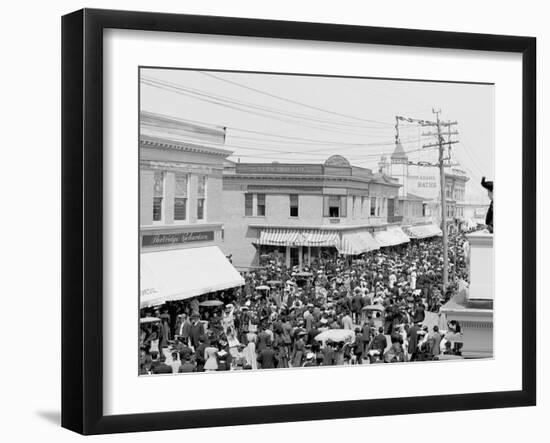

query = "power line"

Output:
[[226, 145, 437, 162], [142, 110, 416, 147], [199, 71, 394, 127], [454, 142, 485, 180], [142, 79, 373, 137], [226, 135, 422, 155], [459, 131, 492, 177], [142, 77, 395, 137], [230, 129, 416, 146]]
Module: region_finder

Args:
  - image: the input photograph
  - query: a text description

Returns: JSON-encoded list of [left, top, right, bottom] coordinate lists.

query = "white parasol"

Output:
[[315, 329, 355, 343], [199, 300, 224, 307], [139, 317, 161, 324]]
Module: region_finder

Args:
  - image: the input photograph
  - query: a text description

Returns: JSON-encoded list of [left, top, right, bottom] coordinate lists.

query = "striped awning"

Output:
[[374, 226, 410, 247], [338, 231, 380, 255], [404, 224, 442, 239], [256, 228, 339, 247], [257, 229, 302, 246], [305, 229, 340, 247]]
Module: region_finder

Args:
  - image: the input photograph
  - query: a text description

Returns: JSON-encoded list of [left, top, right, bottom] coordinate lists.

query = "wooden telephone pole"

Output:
[[425, 109, 458, 292], [395, 111, 459, 293]]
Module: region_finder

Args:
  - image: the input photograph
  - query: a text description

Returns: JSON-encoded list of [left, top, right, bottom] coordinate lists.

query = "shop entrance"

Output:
[[289, 247, 299, 267]]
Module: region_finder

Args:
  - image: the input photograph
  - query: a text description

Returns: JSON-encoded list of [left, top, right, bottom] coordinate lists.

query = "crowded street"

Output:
[[139, 232, 471, 374]]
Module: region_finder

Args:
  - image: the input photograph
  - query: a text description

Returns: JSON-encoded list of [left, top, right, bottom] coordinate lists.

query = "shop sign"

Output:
[[142, 230, 214, 247]]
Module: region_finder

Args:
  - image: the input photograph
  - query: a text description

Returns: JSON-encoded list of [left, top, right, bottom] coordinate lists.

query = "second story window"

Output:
[[370, 197, 376, 216], [174, 173, 188, 221], [289, 195, 299, 217], [446, 184, 452, 199], [257, 193, 266, 216], [152, 171, 164, 222], [323, 195, 347, 218], [329, 196, 340, 217], [197, 175, 207, 220], [245, 193, 253, 216]]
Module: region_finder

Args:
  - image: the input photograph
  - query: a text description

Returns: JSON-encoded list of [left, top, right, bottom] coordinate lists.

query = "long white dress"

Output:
[[243, 341, 258, 370], [204, 346, 219, 371]]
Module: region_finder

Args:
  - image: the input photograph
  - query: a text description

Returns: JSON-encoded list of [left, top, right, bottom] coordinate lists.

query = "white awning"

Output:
[[140, 246, 244, 308], [338, 231, 380, 255], [374, 226, 410, 247]]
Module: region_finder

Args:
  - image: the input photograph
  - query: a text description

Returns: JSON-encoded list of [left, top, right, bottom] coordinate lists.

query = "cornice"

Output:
[[140, 136, 232, 158]]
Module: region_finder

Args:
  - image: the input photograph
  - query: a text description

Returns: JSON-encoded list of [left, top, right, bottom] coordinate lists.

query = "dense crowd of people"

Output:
[[139, 233, 471, 375]]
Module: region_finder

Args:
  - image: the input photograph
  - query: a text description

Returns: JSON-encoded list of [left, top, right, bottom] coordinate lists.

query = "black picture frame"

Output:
[[61, 8, 536, 435]]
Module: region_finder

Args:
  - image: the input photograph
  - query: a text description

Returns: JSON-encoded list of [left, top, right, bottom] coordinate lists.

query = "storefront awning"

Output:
[[140, 246, 245, 308], [338, 231, 380, 255], [405, 224, 442, 239], [373, 226, 410, 247], [256, 228, 339, 247]]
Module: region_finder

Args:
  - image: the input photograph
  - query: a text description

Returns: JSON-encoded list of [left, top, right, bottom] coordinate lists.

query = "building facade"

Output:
[[379, 140, 468, 235], [221, 155, 404, 270], [139, 112, 244, 308], [377, 143, 441, 240], [444, 167, 469, 224], [139, 111, 230, 249]]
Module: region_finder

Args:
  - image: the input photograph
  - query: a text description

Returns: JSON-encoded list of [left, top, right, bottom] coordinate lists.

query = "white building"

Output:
[[139, 112, 244, 308]]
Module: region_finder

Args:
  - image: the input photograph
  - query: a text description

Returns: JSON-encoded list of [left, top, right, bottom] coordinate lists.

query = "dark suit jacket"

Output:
[[352, 294, 364, 312], [152, 363, 172, 374], [321, 347, 336, 365], [178, 361, 197, 373], [372, 334, 388, 353], [189, 322, 204, 348], [257, 331, 271, 352], [257, 348, 278, 369], [486, 201, 493, 232]]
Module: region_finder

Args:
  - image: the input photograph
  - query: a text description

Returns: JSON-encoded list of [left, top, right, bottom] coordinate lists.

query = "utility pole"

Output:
[[434, 109, 449, 292], [429, 109, 458, 293], [398, 112, 459, 294]]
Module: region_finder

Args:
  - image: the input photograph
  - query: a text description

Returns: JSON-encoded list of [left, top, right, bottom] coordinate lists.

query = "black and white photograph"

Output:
[[1, 0, 545, 439], [138, 68, 495, 375]]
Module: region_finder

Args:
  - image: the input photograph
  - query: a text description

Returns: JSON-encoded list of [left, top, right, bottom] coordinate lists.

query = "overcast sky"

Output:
[[140, 68, 494, 202]]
